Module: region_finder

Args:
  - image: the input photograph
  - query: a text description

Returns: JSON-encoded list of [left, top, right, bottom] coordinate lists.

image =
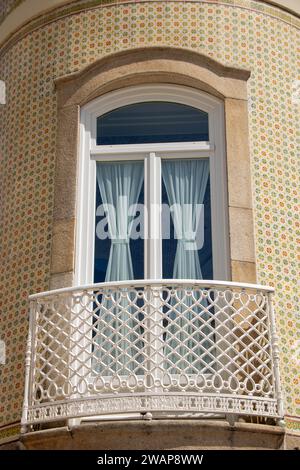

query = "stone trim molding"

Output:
[[51, 46, 255, 288], [3, 420, 300, 450], [19, 420, 287, 450]]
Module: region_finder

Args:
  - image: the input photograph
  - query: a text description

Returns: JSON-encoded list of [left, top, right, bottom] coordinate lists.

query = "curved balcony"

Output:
[[21, 280, 283, 432]]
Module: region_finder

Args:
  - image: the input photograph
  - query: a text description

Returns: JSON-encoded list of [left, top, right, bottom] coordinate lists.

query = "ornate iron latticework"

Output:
[[21, 280, 284, 431]]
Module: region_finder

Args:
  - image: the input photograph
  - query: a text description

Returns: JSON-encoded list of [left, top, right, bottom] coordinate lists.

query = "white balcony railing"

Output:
[[21, 280, 284, 431]]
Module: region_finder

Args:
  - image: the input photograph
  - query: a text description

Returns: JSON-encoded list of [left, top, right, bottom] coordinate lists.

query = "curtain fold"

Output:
[[162, 159, 212, 373], [97, 162, 144, 282], [162, 159, 209, 279], [94, 161, 143, 374]]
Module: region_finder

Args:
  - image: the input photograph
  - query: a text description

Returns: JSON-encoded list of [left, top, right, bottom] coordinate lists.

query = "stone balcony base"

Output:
[[10, 420, 297, 450]]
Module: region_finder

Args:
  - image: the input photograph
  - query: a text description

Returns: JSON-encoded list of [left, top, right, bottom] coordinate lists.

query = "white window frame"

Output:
[[75, 84, 230, 286]]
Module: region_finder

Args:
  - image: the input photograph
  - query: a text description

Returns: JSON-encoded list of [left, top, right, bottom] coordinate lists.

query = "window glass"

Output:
[[97, 102, 209, 145], [162, 159, 213, 280], [94, 161, 144, 283]]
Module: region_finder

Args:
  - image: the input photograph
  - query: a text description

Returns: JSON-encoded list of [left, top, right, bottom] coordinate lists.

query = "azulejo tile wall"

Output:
[[0, 0, 299, 434]]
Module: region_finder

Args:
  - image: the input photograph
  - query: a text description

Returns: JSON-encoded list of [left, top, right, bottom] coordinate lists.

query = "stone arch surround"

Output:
[[51, 46, 254, 292]]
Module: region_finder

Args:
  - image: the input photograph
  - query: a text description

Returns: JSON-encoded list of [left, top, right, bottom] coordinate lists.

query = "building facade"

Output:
[[0, 0, 299, 449]]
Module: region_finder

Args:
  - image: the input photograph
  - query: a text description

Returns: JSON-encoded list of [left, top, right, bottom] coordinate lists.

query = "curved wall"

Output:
[[0, 0, 299, 437], [1, 2, 300, 31]]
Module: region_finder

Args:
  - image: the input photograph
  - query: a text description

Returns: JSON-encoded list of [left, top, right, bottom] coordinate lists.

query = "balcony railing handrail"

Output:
[[28, 278, 275, 300]]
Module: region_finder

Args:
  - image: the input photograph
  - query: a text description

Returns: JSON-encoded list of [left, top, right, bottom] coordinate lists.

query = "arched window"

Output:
[[76, 85, 230, 285], [96, 101, 209, 144]]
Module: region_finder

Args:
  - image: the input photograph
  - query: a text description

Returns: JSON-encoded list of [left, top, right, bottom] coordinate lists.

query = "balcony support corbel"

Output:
[[226, 414, 238, 427]]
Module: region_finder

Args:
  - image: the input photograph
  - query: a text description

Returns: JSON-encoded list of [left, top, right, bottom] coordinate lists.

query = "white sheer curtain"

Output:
[[96, 161, 143, 282], [94, 161, 143, 374], [162, 159, 212, 373], [162, 159, 209, 279]]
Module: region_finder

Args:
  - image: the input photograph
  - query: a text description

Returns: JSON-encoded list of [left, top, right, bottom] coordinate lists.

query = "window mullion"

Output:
[[144, 153, 163, 393], [144, 152, 162, 280]]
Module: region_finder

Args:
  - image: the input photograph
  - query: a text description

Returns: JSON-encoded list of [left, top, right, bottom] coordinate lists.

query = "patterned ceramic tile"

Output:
[[0, 0, 299, 433]]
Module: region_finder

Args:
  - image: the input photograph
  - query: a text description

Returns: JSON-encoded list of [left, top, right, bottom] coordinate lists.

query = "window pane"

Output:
[[97, 102, 209, 145], [94, 161, 144, 283], [162, 159, 213, 280]]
